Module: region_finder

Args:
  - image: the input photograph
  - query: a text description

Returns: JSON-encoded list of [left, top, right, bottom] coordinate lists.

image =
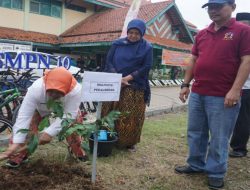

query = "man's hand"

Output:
[[224, 89, 241, 107], [179, 87, 190, 103]]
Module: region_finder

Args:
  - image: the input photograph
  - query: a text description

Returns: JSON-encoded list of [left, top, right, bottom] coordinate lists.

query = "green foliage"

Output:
[[17, 99, 64, 155], [38, 117, 50, 131], [27, 135, 39, 154], [58, 111, 121, 143], [46, 99, 64, 118], [17, 99, 121, 156], [0, 147, 6, 152], [17, 129, 30, 134]]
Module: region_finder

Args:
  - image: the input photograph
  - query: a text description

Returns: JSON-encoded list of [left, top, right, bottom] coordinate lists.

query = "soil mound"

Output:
[[0, 159, 103, 190]]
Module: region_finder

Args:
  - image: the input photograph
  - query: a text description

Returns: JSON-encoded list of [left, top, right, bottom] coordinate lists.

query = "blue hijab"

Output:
[[105, 19, 153, 104]]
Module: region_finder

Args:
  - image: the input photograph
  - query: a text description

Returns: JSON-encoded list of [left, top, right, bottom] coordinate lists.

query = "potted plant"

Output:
[[88, 111, 120, 157]]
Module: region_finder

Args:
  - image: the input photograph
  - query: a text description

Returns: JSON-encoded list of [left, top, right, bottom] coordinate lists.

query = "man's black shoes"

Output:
[[229, 150, 247, 158], [208, 177, 224, 190], [174, 165, 203, 174]]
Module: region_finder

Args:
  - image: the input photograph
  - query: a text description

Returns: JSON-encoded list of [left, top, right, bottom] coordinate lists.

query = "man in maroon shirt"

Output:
[[174, 0, 250, 189]]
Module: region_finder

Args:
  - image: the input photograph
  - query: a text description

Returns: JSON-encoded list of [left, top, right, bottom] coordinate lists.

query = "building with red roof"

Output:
[[0, 0, 197, 70]]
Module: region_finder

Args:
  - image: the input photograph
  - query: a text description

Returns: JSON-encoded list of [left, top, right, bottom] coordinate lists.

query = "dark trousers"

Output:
[[230, 89, 250, 153]]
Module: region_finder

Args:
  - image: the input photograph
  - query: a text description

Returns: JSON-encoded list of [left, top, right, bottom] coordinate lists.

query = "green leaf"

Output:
[[81, 141, 90, 153], [46, 99, 64, 118], [27, 135, 39, 154], [38, 117, 50, 131], [58, 126, 70, 141], [17, 129, 30, 134], [100, 111, 121, 131], [0, 147, 6, 152]]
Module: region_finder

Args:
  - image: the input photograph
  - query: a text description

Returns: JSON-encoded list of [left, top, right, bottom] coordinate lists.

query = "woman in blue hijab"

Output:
[[102, 19, 153, 151]]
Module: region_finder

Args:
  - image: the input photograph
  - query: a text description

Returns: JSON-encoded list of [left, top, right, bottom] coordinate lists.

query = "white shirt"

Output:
[[13, 78, 82, 143], [243, 74, 250, 89]]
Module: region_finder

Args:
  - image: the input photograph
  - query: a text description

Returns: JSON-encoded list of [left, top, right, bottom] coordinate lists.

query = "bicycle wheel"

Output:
[[0, 117, 13, 139], [0, 98, 12, 120]]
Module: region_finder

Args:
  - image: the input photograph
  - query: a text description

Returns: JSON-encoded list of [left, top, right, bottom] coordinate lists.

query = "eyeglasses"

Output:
[[205, 3, 227, 11]]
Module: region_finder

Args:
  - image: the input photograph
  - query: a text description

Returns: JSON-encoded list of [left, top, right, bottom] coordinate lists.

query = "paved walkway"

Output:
[[146, 86, 187, 117]]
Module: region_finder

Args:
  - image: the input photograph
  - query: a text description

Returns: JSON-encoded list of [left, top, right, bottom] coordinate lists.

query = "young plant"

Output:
[[18, 99, 63, 154], [18, 99, 121, 155]]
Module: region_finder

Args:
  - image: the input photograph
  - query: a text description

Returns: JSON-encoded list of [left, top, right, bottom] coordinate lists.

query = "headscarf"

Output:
[[127, 19, 146, 36], [43, 67, 76, 95]]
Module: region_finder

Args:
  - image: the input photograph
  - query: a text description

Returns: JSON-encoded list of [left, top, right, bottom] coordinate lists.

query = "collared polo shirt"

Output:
[[191, 18, 250, 97]]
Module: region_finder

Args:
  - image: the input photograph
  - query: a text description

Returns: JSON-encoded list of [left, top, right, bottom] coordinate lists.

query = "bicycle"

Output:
[[0, 85, 22, 121], [0, 67, 40, 94]]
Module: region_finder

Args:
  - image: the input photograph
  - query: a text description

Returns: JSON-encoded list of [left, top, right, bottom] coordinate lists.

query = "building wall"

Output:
[[0, 7, 24, 30], [0, 0, 95, 35], [146, 13, 179, 41], [65, 8, 94, 31], [28, 13, 61, 35]]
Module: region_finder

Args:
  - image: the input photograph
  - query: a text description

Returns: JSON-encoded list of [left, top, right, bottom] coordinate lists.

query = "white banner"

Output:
[[0, 43, 32, 51], [120, 0, 142, 38], [81, 71, 122, 102]]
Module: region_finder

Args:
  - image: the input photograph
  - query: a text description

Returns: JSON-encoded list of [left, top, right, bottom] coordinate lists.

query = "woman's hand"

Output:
[[0, 143, 22, 161], [0, 153, 8, 161], [121, 75, 133, 87]]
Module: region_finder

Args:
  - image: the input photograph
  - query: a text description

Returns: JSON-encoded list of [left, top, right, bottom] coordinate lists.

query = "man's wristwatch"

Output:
[[181, 83, 190, 89]]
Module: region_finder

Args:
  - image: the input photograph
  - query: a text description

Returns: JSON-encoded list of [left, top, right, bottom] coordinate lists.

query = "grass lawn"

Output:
[[1, 112, 250, 190]]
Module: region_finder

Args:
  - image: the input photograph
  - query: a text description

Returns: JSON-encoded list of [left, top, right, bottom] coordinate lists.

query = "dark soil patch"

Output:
[[0, 159, 104, 190]]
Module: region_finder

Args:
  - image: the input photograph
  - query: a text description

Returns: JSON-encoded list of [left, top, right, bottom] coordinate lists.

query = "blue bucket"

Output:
[[98, 130, 107, 141]]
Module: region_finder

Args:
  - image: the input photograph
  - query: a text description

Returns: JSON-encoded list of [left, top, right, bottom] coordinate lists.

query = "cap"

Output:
[[202, 0, 235, 8]]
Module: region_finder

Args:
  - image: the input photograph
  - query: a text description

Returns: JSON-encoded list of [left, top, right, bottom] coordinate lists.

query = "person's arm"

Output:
[[179, 55, 197, 103], [104, 45, 117, 73], [0, 85, 38, 158], [130, 47, 153, 81], [224, 55, 250, 107]]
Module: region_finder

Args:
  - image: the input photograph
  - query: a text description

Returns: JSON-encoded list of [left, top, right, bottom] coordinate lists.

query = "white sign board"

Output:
[[81, 71, 122, 102], [0, 43, 32, 51]]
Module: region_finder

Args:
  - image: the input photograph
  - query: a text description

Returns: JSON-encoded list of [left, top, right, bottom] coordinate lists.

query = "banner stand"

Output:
[[91, 102, 102, 183]]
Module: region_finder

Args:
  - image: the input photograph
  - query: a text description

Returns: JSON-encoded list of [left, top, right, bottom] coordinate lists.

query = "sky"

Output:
[[151, 0, 250, 29]]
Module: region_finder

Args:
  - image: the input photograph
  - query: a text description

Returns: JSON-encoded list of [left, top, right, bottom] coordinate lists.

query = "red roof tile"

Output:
[[144, 34, 192, 51], [61, 32, 121, 44], [61, 1, 172, 37], [0, 26, 58, 44]]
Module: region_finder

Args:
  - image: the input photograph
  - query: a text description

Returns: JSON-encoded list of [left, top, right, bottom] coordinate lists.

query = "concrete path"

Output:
[[146, 86, 187, 117]]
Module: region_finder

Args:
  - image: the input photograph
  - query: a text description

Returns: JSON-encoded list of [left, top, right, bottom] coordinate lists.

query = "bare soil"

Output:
[[0, 159, 104, 190]]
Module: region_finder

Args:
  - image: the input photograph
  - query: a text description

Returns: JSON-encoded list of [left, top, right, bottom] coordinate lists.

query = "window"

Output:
[[30, 0, 62, 18], [30, 1, 39, 13], [40, 3, 50, 16], [51, 4, 61, 17], [0, 0, 23, 10]]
